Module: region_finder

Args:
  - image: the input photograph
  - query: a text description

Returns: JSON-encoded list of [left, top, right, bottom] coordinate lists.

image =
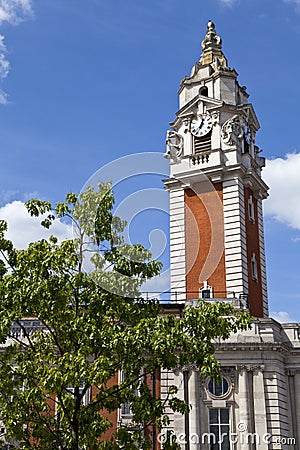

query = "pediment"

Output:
[[176, 94, 223, 119], [238, 103, 260, 130]]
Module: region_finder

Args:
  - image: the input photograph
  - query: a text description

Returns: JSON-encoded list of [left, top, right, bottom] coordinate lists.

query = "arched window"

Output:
[[207, 377, 229, 397], [248, 195, 255, 222], [251, 253, 258, 281], [199, 86, 208, 96]]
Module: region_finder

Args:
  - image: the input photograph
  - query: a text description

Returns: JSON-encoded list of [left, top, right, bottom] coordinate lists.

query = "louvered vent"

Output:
[[194, 131, 212, 153]]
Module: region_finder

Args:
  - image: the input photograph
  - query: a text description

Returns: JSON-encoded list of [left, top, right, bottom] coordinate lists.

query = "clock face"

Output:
[[244, 123, 252, 145], [191, 114, 212, 137]]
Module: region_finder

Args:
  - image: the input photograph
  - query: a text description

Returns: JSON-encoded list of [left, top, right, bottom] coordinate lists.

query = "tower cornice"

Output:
[[164, 164, 268, 200]]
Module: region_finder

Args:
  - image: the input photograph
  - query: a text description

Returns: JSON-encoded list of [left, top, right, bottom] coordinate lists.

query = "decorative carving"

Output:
[[252, 365, 265, 376], [183, 118, 191, 134], [210, 111, 219, 125], [173, 363, 199, 374], [164, 130, 183, 162], [286, 369, 300, 376], [239, 364, 264, 373], [199, 376, 207, 390], [221, 114, 243, 147], [222, 367, 237, 387], [182, 363, 199, 372], [201, 21, 222, 52], [199, 21, 228, 70]]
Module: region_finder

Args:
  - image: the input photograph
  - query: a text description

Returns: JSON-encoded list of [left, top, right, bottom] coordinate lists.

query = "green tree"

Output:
[[0, 183, 250, 449]]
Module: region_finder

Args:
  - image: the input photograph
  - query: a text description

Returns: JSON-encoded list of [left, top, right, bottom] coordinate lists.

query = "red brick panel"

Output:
[[185, 183, 226, 299], [94, 372, 119, 441], [244, 187, 264, 317]]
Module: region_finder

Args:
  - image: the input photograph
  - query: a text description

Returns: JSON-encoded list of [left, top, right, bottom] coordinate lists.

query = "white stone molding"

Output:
[[223, 178, 248, 296], [248, 195, 255, 222], [257, 199, 268, 317], [199, 281, 213, 299], [169, 186, 186, 301], [251, 253, 258, 281]]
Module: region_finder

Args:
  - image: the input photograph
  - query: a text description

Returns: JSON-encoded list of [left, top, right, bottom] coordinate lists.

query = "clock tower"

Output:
[[164, 21, 268, 317]]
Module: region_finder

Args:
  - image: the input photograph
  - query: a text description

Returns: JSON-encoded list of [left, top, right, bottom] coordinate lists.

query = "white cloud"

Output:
[[219, 0, 238, 6], [284, 0, 300, 4], [0, 189, 39, 205], [0, 201, 72, 249], [0, 0, 33, 102], [141, 270, 170, 300], [0, 34, 9, 103], [0, 189, 18, 205], [270, 311, 296, 323], [220, 0, 300, 8], [263, 153, 300, 230], [0, 88, 7, 103], [0, 35, 9, 78], [0, 0, 33, 25], [283, 0, 300, 12]]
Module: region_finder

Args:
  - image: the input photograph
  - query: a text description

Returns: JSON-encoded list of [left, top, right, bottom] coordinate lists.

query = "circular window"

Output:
[[207, 377, 229, 398]]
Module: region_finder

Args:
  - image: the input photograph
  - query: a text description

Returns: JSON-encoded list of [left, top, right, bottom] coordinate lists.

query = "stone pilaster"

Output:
[[253, 366, 268, 450], [238, 367, 251, 450], [188, 369, 200, 450], [293, 372, 300, 450]]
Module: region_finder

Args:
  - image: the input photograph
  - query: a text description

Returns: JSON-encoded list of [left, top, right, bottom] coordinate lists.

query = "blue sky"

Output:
[[0, 0, 300, 321]]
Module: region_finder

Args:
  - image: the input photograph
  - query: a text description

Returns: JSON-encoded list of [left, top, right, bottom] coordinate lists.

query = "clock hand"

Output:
[[194, 119, 204, 133]]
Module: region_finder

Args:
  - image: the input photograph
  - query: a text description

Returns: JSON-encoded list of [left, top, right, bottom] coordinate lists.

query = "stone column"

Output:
[[252, 366, 268, 450], [188, 368, 200, 450], [286, 370, 297, 450], [172, 368, 186, 439], [294, 372, 300, 450], [238, 367, 251, 450]]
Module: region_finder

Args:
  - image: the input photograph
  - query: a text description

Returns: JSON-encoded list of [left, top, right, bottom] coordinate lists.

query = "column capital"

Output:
[[239, 364, 264, 373], [183, 363, 199, 372], [286, 368, 300, 376]]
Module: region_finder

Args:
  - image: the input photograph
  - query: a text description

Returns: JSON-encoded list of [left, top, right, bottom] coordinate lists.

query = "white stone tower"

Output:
[[161, 23, 300, 450], [164, 21, 269, 318]]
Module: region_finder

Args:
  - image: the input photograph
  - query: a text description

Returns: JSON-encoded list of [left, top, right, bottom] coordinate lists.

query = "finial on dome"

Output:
[[201, 21, 222, 53], [207, 20, 216, 31], [199, 20, 228, 69]]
